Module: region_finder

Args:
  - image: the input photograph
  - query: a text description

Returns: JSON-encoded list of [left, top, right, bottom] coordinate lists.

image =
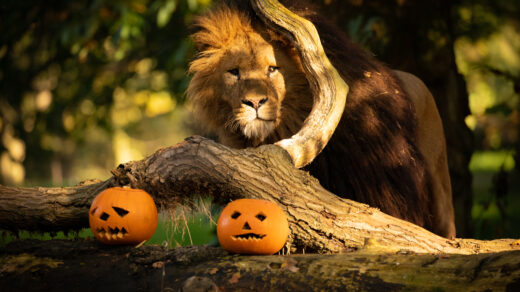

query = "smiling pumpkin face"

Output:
[[89, 187, 158, 245], [217, 199, 289, 255]]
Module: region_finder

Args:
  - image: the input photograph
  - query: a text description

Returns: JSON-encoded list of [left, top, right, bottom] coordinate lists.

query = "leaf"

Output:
[[157, 0, 177, 28], [281, 258, 299, 273]]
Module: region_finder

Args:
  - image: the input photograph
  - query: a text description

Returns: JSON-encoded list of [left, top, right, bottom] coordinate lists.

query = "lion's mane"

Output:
[[188, 1, 438, 234]]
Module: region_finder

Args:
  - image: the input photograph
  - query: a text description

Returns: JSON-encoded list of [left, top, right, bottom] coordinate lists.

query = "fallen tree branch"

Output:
[[1, 136, 519, 254], [111, 136, 520, 254], [0, 179, 112, 233]]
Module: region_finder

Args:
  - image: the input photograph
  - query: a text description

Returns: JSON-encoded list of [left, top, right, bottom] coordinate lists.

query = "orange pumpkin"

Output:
[[217, 199, 289, 255], [89, 187, 158, 245]]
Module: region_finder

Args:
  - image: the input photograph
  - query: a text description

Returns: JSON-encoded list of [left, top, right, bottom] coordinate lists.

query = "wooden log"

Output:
[[1, 240, 520, 291], [0, 180, 111, 232], [1, 136, 518, 254]]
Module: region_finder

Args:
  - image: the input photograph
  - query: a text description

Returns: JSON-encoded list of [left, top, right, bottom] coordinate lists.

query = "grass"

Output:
[[148, 213, 217, 247], [1, 212, 217, 248], [470, 150, 520, 239]]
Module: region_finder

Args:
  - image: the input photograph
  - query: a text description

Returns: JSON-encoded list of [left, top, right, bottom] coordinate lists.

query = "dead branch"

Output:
[[1, 136, 518, 255]]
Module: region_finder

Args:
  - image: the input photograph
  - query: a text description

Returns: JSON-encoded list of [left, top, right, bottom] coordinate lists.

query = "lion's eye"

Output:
[[268, 66, 280, 74], [227, 68, 240, 79]]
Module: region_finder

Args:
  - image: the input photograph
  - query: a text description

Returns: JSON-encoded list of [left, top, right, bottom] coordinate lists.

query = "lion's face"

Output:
[[218, 33, 289, 142], [188, 7, 312, 147]]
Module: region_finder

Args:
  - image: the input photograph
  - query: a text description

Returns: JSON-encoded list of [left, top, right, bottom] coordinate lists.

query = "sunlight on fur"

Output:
[[187, 5, 312, 148]]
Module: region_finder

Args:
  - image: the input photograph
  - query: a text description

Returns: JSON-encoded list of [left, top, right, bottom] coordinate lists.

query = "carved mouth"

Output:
[[232, 233, 266, 241], [96, 227, 128, 241]]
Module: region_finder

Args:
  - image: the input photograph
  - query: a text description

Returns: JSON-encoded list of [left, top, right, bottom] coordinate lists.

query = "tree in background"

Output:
[[0, 0, 207, 185]]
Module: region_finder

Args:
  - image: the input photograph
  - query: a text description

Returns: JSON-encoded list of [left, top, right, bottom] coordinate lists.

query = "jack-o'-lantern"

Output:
[[89, 187, 158, 245], [217, 199, 289, 255]]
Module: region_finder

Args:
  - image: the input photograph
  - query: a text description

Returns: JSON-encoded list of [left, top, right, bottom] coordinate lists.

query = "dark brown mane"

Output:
[[291, 6, 435, 229], [273, 1, 434, 230], [194, 0, 436, 232]]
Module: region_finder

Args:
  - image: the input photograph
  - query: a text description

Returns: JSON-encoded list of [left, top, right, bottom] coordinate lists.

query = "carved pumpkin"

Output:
[[89, 187, 158, 245], [217, 199, 289, 255]]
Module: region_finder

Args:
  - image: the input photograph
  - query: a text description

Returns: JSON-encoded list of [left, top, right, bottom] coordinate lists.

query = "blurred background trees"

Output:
[[0, 0, 518, 239], [0, 0, 204, 187]]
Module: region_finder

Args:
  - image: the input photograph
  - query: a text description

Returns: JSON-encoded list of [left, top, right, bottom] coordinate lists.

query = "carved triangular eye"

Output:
[[113, 206, 129, 217], [231, 211, 241, 219], [256, 213, 266, 221], [100, 212, 110, 221], [90, 207, 98, 215]]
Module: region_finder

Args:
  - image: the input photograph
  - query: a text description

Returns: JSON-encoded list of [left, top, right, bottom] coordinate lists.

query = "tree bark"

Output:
[[2, 239, 520, 292], [1, 136, 519, 255], [0, 179, 112, 233], [252, 0, 350, 169]]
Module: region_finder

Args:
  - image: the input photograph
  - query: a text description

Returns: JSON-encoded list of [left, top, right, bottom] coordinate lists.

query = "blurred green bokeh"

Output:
[[0, 0, 211, 186], [470, 151, 519, 239]]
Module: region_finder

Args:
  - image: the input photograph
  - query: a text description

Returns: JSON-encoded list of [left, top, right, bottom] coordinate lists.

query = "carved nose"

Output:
[[242, 222, 251, 230], [241, 97, 268, 109]]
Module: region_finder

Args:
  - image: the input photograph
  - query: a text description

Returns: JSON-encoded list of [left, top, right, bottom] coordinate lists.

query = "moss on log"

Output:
[[1, 240, 520, 291]]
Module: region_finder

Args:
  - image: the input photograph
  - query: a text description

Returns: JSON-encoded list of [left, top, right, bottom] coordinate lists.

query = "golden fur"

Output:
[[187, 7, 312, 147], [187, 3, 456, 238]]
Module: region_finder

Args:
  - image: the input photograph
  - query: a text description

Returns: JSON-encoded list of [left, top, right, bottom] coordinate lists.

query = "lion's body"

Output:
[[188, 2, 456, 238]]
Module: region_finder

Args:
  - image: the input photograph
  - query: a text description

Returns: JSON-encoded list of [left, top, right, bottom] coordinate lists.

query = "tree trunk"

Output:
[[2, 239, 520, 292], [1, 136, 518, 255]]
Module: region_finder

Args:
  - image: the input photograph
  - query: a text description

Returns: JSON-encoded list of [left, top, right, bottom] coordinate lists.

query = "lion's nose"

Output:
[[242, 97, 268, 109]]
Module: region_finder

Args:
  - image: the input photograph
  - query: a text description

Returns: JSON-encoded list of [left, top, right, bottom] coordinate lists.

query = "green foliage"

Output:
[[470, 151, 520, 239], [0, 0, 211, 185]]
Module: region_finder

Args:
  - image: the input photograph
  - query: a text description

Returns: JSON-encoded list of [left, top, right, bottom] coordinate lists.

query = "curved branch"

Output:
[[250, 0, 349, 168]]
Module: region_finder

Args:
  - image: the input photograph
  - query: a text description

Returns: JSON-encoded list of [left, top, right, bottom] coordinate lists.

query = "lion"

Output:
[[187, 2, 456, 238]]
